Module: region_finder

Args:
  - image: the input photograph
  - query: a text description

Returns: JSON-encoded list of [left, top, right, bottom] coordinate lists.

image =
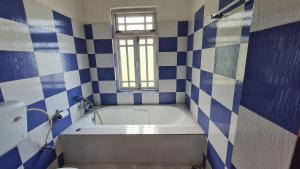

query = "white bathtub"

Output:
[[61, 105, 205, 166]]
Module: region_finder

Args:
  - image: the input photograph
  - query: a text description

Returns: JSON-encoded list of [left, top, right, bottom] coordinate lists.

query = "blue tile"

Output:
[[211, 99, 232, 137], [159, 37, 177, 52], [0, 147, 22, 169], [27, 100, 48, 131], [241, 0, 253, 43], [177, 52, 187, 65], [84, 24, 93, 39], [192, 50, 201, 68], [214, 44, 240, 78], [232, 80, 243, 114], [88, 54, 96, 67], [98, 68, 115, 81], [67, 86, 82, 107], [53, 11, 73, 36], [0, 51, 38, 83], [58, 153, 64, 167], [40, 73, 66, 98], [241, 21, 300, 134], [159, 66, 177, 79], [0, 0, 27, 24], [194, 6, 204, 32], [185, 94, 190, 109], [79, 68, 91, 84], [92, 81, 99, 93], [61, 53, 78, 72], [186, 66, 192, 82], [100, 93, 117, 105], [226, 141, 234, 169], [159, 92, 176, 104], [134, 93, 142, 105], [74, 37, 87, 54], [176, 79, 186, 92], [187, 34, 194, 51], [207, 142, 225, 169], [219, 0, 235, 10], [51, 113, 72, 138], [29, 26, 59, 53], [178, 21, 188, 36], [94, 39, 113, 54], [198, 108, 209, 136], [23, 142, 56, 169], [191, 84, 199, 103], [200, 70, 213, 95], [0, 88, 4, 102], [202, 22, 217, 49]]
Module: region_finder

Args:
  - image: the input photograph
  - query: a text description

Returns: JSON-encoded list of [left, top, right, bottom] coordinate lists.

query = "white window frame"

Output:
[[111, 7, 158, 91]]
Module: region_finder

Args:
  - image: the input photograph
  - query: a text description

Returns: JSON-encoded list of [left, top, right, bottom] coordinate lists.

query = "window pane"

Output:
[[139, 39, 145, 45], [119, 40, 126, 45], [123, 82, 129, 87], [128, 46, 136, 81], [127, 39, 134, 45], [118, 25, 125, 31], [147, 39, 153, 44], [146, 24, 153, 30], [126, 16, 144, 23], [147, 45, 154, 81], [146, 16, 153, 23], [126, 24, 145, 31], [120, 46, 128, 81], [141, 82, 147, 87], [148, 82, 155, 87], [118, 17, 125, 23], [139, 46, 147, 81], [130, 82, 136, 87]]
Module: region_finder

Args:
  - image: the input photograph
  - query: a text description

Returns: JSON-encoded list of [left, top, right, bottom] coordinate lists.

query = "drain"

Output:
[[75, 128, 81, 132]]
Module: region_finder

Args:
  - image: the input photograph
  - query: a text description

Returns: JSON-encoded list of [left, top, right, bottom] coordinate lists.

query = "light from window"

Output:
[[116, 15, 154, 32]]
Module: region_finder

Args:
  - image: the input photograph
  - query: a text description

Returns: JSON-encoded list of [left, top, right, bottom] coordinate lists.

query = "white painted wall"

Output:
[[188, 0, 204, 20]]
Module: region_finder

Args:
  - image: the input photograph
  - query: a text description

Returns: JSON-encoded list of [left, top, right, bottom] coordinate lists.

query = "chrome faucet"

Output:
[[75, 96, 93, 113]]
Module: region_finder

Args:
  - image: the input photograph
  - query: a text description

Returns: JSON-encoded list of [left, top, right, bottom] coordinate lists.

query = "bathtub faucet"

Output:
[[75, 96, 93, 113]]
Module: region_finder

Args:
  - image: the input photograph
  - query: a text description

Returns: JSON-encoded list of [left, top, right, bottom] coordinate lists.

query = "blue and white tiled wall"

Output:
[[85, 21, 188, 105], [184, 0, 254, 169], [0, 0, 92, 168]]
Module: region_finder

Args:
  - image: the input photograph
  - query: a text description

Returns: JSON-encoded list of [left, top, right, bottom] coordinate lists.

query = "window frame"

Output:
[[111, 7, 159, 91]]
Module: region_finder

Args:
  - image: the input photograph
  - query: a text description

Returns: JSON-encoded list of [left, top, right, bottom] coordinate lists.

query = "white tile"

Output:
[[0, 77, 43, 105], [236, 43, 248, 81], [45, 91, 69, 116], [93, 94, 101, 105], [191, 68, 200, 87], [47, 159, 58, 169], [251, 0, 300, 32], [90, 68, 98, 81], [158, 21, 178, 37], [69, 102, 83, 123], [190, 100, 198, 120], [185, 81, 191, 97], [193, 29, 203, 50], [201, 48, 215, 73], [35, 52, 63, 76], [158, 80, 176, 92], [96, 54, 115, 68], [87, 39, 95, 54], [203, 0, 219, 26], [17, 166, 24, 169], [72, 19, 85, 39], [188, 21, 194, 36], [177, 66, 186, 79], [232, 106, 298, 169], [187, 51, 193, 67], [57, 33, 76, 53], [205, 159, 213, 169], [198, 90, 211, 117], [92, 23, 112, 39], [142, 92, 159, 104], [53, 137, 63, 156], [99, 81, 117, 93], [64, 70, 80, 90], [158, 52, 177, 66], [18, 122, 53, 162], [215, 6, 243, 47], [176, 92, 185, 103], [208, 121, 228, 163], [23, 0, 55, 32], [212, 74, 236, 110], [177, 37, 187, 51], [228, 112, 238, 144], [77, 54, 90, 69], [81, 82, 93, 97], [117, 92, 134, 104], [0, 18, 33, 51]]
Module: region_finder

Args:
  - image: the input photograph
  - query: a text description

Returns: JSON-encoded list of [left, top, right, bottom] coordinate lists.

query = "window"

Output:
[[112, 7, 158, 90]]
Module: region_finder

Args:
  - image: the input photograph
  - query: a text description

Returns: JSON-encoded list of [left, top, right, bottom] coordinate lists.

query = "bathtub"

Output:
[[61, 105, 205, 166]]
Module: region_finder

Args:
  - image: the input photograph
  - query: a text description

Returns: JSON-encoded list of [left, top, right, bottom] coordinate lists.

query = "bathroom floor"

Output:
[[64, 164, 197, 169]]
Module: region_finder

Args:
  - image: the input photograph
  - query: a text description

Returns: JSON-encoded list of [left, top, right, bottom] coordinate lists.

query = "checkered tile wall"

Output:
[[184, 1, 254, 169], [85, 21, 189, 105], [0, 0, 92, 168]]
